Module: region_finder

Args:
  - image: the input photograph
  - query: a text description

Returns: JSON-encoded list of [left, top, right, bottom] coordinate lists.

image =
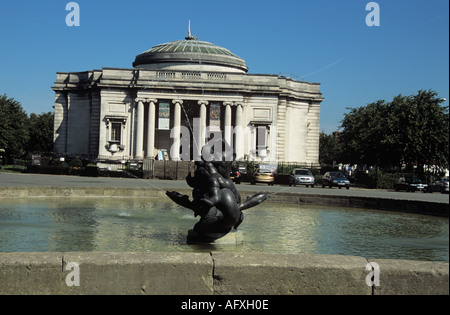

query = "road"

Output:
[[0, 172, 448, 204]]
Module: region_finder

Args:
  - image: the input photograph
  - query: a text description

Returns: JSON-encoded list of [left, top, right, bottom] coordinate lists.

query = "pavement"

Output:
[[0, 172, 448, 204]]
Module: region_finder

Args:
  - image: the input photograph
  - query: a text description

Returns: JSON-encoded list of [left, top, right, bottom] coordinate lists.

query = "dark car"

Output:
[[321, 171, 350, 189], [230, 167, 241, 184], [424, 177, 449, 194], [394, 177, 427, 192]]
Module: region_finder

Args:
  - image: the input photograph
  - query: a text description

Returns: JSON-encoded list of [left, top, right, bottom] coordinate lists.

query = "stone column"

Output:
[[276, 98, 287, 162], [146, 99, 157, 158], [135, 100, 144, 159], [172, 100, 183, 161], [284, 102, 292, 162], [224, 102, 232, 147], [198, 100, 208, 151], [235, 104, 244, 160]]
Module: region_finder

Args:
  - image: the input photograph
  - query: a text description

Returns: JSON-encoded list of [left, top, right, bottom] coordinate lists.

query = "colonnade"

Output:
[[134, 98, 244, 161]]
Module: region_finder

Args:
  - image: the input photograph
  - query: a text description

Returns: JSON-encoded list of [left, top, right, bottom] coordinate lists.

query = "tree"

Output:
[[0, 94, 29, 163], [27, 112, 54, 154], [339, 90, 448, 173], [388, 90, 448, 174], [340, 100, 391, 167], [319, 131, 341, 165]]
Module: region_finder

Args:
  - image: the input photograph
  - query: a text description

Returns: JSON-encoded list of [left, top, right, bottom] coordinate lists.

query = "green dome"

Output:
[[133, 37, 248, 73]]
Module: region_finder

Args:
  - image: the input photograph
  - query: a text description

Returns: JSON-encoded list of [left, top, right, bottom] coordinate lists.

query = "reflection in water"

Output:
[[0, 198, 448, 262]]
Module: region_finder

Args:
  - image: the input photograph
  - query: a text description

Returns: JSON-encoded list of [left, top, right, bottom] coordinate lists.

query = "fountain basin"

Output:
[[0, 197, 447, 262]]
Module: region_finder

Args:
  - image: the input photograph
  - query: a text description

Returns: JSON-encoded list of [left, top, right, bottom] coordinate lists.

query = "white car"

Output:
[[289, 169, 315, 187], [425, 177, 449, 194]]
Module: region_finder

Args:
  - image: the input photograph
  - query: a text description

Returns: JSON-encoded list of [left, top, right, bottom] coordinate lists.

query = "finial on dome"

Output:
[[185, 20, 198, 40]]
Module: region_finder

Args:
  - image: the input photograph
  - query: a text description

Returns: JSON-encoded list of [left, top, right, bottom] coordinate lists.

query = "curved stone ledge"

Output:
[[1, 187, 448, 295], [0, 186, 448, 217], [0, 252, 447, 295], [0, 186, 170, 199], [269, 192, 449, 217]]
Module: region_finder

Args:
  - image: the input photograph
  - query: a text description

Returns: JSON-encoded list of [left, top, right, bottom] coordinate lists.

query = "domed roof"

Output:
[[133, 36, 248, 73]]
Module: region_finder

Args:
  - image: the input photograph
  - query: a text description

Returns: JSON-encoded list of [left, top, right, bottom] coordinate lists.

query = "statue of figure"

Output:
[[166, 144, 270, 243]]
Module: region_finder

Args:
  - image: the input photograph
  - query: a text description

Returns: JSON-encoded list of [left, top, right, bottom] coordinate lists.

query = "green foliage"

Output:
[[319, 132, 341, 165], [0, 94, 54, 164], [27, 112, 54, 154], [376, 173, 404, 190], [340, 100, 390, 166], [354, 170, 405, 189], [0, 94, 29, 163], [69, 158, 83, 168], [339, 90, 449, 172]]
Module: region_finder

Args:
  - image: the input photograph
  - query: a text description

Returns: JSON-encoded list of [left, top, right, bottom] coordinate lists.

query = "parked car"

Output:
[[424, 177, 449, 194], [251, 168, 275, 186], [394, 177, 427, 192], [229, 167, 241, 184], [289, 169, 315, 187], [321, 171, 350, 189]]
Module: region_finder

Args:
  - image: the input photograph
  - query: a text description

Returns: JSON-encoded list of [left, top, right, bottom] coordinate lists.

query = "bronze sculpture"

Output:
[[166, 144, 270, 243]]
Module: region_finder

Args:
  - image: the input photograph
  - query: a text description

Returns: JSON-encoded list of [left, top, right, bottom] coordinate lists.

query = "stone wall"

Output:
[[53, 92, 68, 155], [67, 92, 92, 155], [0, 252, 447, 295]]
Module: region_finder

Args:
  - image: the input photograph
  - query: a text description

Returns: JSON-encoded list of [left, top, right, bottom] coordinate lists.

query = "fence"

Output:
[[143, 159, 195, 180], [276, 162, 322, 175], [20, 156, 321, 181], [143, 160, 321, 181]]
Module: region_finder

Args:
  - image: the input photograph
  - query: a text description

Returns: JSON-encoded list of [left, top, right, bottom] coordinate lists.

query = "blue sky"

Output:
[[0, 0, 448, 134]]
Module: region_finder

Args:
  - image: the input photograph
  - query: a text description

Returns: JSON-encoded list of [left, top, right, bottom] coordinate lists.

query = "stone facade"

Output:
[[52, 38, 323, 166]]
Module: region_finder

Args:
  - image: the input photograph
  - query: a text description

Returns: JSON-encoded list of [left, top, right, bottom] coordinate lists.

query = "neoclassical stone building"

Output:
[[52, 34, 323, 166]]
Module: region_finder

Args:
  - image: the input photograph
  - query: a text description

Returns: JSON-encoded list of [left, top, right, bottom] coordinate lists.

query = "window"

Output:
[[111, 122, 122, 143], [105, 115, 127, 149], [256, 125, 268, 157]]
